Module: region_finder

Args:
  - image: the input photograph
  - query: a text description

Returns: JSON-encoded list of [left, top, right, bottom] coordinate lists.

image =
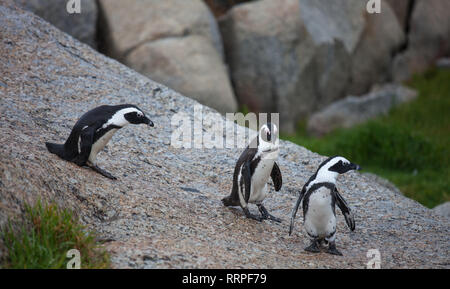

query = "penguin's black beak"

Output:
[[351, 163, 361, 171], [145, 117, 154, 127]]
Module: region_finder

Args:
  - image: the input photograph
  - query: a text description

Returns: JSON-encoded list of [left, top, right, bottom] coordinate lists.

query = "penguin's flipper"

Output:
[[289, 185, 306, 235], [270, 162, 282, 191], [242, 160, 252, 204], [71, 125, 96, 166], [334, 188, 355, 231]]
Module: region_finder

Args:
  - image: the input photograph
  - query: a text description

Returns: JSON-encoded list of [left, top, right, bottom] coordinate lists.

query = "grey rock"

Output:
[[385, 0, 412, 29], [361, 173, 403, 196], [298, 0, 366, 52], [97, 0, 236, 113], [0, 3, 449, 268], [13, 0, 98, 48], [436, 58, 450, 69], [203, 0, 253, 18], [219, 0, 359, 132], [125, 35, 236, 114], [299, 0, 362, 112], [220, 0, 404, 133], [393, 0, 450, 82], [307, 84, 418, 136], [98, 0, 223, 59], [348, 0, 405, 95], [432, 202, 450, 219]]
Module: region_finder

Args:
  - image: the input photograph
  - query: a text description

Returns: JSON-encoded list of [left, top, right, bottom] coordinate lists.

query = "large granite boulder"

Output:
[[307, 84, 418, 136], [98, 0, 237, 113], [432, 202, 450, 219], [1, 3, 448, 268], [348, 0, 405, 95], [203, 0, 253, 18], [220, 0, 404, 133], [220, 0, 316, 132], [13, 0, 98, 48], [393, 0, 450, 82], [385, 0, 412, 29]]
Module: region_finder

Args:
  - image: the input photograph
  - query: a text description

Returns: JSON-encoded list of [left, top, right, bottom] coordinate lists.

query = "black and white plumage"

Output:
[[289, 156, 360, 256], [222, 123, 283, 222], [45, 104, 154, 180]]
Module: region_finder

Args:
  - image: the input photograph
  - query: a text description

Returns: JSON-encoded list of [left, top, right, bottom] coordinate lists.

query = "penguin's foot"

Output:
[[327, 242, 343, 256], [304, 240, 320, 253], [257, 205, 282, 223], [88, 164, 117, 180], [319, 239, 329, 247], [266, 215, 282, 223], [243, 208, 263, 222], [72, 157, 87, 167]]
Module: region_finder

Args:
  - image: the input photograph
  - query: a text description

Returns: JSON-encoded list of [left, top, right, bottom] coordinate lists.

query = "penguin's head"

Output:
[[260, 122, 278, 143], [316, 156, 361, 183], [124, 107, 154, 127], [258, 122, 279, 154]]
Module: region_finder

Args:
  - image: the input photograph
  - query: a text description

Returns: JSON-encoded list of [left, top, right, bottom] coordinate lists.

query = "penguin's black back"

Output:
[[46, 104, 139, 161], [71, 104, 139, 129], [222, 138, 259, 206]]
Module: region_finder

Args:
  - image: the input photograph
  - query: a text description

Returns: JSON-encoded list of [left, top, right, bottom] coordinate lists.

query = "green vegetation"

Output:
[[239, 104, 250, 116], [1, 200, 110, 269], [282, 68, 450, 208]]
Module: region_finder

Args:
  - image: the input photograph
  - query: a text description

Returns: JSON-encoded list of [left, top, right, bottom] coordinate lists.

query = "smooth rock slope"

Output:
[[0, 4, 448, 268]]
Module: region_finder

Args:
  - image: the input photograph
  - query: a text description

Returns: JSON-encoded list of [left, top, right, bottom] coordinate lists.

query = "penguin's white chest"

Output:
[[248, 155, 276, 204], [304, 187, 336, 238], [88, 128, 118, 164]]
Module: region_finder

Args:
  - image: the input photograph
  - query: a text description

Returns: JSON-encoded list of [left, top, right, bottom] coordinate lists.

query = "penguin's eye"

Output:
[[137, 112, 143, 118]]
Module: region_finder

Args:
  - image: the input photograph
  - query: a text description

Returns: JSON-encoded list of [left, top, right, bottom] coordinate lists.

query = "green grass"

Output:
[[282, 68, 450, 208], [1, 200, 110, 269]]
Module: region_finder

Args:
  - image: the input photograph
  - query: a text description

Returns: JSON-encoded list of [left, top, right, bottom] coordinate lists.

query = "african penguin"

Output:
[[289, 156, 360, 256], [222, 123, 283, 222], [45, 104, 154, 180]]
